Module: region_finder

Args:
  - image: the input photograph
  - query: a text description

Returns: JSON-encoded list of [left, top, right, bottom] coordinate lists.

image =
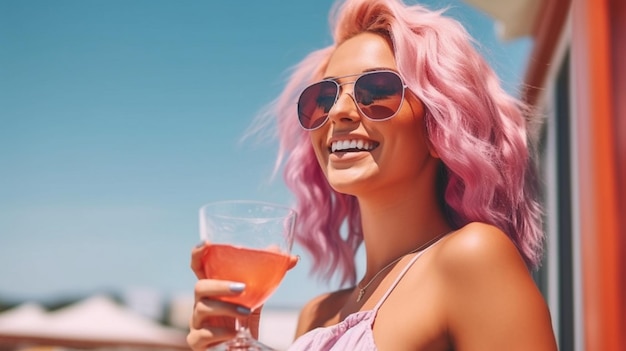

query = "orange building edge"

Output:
[[524, 0, 625, 349]]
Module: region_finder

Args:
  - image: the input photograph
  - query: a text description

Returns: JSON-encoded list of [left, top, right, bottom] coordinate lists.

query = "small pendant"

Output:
[[356, 288, 365, 302]]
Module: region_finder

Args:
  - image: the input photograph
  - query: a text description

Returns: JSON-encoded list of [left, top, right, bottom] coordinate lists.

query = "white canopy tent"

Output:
[[0, 295, 188, 350]]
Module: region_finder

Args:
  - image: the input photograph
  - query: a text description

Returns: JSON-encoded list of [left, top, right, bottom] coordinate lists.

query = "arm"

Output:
[[441, 223, 557, 351]]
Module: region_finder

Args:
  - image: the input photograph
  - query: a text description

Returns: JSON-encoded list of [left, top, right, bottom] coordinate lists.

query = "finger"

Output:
[[194, 279, 246, 302], [191, 242, 207, 279], [191, 299, 251, 329], [187, 325, 236, 351]]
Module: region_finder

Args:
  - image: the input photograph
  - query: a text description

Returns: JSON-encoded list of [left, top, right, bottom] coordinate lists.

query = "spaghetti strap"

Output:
[[371, 236, 446, 312]]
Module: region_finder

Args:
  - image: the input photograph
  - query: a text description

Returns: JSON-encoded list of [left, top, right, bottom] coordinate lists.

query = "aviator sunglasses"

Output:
[[297, 69, 408, 131]]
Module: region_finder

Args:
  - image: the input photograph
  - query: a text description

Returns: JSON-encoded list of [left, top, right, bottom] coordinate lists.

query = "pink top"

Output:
[[287, 241, 441, 351]]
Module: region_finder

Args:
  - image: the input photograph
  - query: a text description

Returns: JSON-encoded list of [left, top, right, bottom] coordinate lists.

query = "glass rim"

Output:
[[199, 199, 297, 220]]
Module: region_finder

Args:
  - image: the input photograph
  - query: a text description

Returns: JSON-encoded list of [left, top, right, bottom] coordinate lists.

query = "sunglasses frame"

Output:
[[297, 69, 408, 131]]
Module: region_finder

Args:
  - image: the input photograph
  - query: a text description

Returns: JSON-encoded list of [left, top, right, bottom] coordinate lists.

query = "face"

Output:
[[308, 32, 437, 197]]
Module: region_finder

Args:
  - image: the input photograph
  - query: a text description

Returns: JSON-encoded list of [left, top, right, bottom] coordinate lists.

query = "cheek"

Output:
[[401, 98, 429, 146], [383, 110, 430, 161], [388, 101, 425, 137], [405, 93, 426, 122]]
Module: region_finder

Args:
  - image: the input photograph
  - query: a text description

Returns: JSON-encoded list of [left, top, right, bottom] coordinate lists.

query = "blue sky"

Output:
[[0, 0, 531, 308]]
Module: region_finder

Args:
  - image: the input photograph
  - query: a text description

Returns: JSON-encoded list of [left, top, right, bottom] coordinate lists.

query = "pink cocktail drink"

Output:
[[202, 244, 291, 310]]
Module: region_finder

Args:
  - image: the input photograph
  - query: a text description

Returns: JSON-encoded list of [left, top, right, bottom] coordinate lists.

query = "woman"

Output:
[[188, 0, 558, 349]]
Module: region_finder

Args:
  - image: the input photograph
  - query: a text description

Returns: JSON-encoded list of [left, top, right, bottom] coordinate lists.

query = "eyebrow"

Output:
[[322, 67, 399, 80]]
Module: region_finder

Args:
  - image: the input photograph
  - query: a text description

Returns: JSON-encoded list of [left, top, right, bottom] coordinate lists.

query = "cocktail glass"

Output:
[[199, 200, 296, 351]]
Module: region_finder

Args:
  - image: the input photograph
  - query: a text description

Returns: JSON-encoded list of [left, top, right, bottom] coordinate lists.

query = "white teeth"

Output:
[[330, 139, 376, 152]]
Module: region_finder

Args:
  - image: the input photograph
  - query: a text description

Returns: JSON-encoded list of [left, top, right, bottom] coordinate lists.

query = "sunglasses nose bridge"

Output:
[[335, 80, 357, 100], [328, 81, 362, 125]]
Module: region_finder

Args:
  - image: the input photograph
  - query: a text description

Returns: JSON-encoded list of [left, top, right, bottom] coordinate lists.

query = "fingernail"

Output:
[[195, 242, 205, 249], [236, 306, 251, 315], [229, 282, 246, 293]]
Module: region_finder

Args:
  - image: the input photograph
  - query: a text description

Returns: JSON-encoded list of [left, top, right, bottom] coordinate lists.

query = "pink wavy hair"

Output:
[[252, 0, 544, 286]]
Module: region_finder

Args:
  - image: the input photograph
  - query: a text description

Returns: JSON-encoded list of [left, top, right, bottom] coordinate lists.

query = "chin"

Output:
[[326, 171, 375, 196]]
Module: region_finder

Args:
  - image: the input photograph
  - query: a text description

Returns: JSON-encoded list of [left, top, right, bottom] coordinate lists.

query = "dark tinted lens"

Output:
[[354, 71, 404, 120], [297, 81, 338, 130]]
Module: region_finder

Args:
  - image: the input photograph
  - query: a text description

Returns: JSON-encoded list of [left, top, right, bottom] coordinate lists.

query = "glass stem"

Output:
[[226, 316, 267, 351], [235, 317, 251, 336]]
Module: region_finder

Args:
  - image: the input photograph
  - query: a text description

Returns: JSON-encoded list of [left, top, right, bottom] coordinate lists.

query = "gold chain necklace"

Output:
[[356, 232, 447, 302]]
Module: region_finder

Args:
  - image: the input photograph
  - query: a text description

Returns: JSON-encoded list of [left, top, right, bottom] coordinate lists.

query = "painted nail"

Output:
[[229, 282, 246, 293], [236, 306, 251, 315]]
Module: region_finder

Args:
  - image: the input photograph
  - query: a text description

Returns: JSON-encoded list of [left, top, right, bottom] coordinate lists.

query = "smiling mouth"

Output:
[[329, 139, 380, 153]]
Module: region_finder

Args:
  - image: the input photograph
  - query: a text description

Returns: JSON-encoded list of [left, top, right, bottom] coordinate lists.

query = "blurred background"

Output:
[[0, 0, 532, 349], [0, 0, 530, 309], [2, 0, 623, 350]]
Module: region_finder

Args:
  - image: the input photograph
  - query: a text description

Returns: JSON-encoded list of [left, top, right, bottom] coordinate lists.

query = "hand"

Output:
[[187, 243, 299, 351]]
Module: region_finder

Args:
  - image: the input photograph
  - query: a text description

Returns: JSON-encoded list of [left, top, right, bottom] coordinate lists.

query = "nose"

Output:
[[327, 83, 361, 126]]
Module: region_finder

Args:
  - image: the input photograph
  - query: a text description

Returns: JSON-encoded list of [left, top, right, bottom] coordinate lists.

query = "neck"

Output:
[[356, 183, 452, 283]]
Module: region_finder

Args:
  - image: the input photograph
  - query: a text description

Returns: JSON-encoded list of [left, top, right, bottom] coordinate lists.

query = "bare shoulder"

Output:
[[433, 222, 557, 350], [434, 222, 539, 311], [294, 287, 352, 338], [435, 222, 527, 274]]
